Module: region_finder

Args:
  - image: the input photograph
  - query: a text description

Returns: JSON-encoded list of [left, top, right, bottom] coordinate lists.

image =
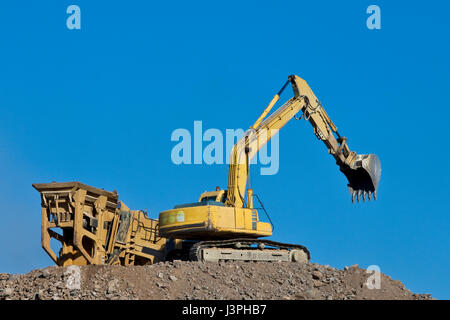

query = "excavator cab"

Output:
[[198, 189, 227, 203]]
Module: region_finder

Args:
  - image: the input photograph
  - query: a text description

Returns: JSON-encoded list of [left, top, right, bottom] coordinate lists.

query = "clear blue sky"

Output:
[[0, 1, 449, 299]]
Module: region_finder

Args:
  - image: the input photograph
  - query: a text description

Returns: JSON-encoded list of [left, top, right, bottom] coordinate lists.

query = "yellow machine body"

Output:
[[33, 182, 166, 266], [158, 189, 271, 239], [159, 205, 272, 240]]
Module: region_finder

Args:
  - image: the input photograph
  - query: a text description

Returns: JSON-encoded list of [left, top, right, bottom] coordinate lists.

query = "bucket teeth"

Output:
[[343, 153, 381, 204], [350, 189, 377, 203]]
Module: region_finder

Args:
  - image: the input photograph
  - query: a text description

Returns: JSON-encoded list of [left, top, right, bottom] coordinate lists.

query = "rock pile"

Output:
[[0, 261, 432, 300]]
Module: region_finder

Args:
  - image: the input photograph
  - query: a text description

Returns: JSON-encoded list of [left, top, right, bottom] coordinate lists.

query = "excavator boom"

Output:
[[226, 75, 381, 206], [289, 75, 381, 202]]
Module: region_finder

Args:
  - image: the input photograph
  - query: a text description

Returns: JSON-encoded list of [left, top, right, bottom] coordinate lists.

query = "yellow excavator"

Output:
[[158, 75, 381, 263], [33, 75, 380, 266]]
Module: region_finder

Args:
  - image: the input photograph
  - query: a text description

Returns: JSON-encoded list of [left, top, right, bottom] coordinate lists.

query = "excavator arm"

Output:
[[226, 75, 381, 207]]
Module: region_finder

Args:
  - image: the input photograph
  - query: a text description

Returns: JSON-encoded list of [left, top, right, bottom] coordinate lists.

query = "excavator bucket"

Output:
[[341, 154, 381, 203]]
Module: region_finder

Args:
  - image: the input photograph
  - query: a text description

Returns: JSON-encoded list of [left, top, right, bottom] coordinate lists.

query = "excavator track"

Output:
[[188, 238, 310, 263]]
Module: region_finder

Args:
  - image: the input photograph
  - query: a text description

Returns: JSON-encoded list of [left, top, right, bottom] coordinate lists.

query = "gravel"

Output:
[[0, 261, 433, 300]]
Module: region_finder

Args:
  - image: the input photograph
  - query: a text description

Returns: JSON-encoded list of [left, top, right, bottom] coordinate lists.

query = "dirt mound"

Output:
[[0, 261, 432, 300]]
